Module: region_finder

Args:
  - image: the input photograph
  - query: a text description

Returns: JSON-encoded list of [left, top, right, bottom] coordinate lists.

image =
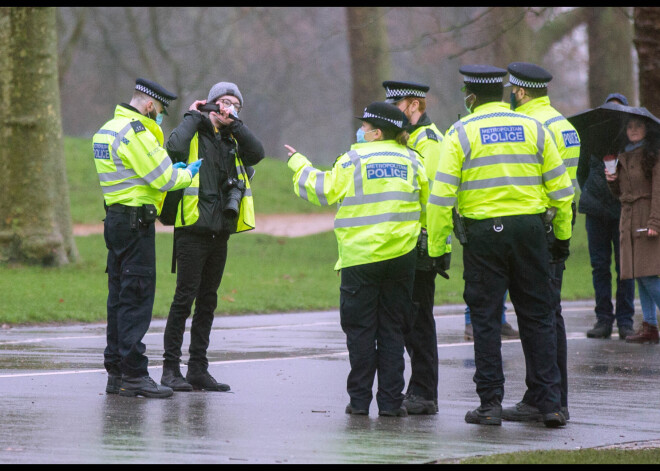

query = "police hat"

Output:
[[355, 102, 406, 131], [459, 65, 507, 86], [505, 62, 553, 88], [382, 80, 430, 104], [135, 78, 177, 114]]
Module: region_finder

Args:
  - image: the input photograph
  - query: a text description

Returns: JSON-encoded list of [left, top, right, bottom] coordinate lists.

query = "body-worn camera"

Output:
[[222, 177, 246, 218]]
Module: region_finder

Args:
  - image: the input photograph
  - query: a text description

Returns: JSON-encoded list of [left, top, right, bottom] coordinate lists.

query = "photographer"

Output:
[[161, 82, 264, 392]]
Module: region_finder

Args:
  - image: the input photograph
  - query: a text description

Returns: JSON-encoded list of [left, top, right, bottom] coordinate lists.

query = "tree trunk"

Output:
[[0, 7, 78, 266], [634, 7, 660, 116], [346, 7, 392, 118], [588, 7, 633, 108]]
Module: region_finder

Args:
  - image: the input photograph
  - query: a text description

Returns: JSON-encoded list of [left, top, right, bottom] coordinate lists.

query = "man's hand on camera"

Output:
[[190, 99, 206, 112]]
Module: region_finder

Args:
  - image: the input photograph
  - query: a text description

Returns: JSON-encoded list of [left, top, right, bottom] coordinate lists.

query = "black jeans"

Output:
[[404, 269, 438, 402], [163, 229, 229, 373], [585, 213, 635, 327], [339, 250, 416, 412], [521, 261, 568, 409], [104, 210, 156, 378], [463, 214, 561, 414]]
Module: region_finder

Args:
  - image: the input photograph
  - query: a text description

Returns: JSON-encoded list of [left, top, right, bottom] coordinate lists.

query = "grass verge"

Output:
[[459, 447, 660, 464], [1, 211, 595, 325]]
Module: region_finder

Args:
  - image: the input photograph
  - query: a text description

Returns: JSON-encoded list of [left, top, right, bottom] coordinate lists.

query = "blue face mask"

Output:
[[356, 128, 367, 143], [509, 91, 517, 110], [156, 113, 164, 126]]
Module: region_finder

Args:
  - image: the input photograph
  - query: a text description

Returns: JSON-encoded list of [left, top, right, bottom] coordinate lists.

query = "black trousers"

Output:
[[463, 214, 562, 414], [163, 229, 229, 373], [339, 249, 417, 412], [404, 269, 438, 401], [104, 210, 156, 378]]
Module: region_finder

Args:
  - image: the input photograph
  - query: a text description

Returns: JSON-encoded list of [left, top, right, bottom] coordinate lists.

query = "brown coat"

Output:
[[607, 146, 660, 279]]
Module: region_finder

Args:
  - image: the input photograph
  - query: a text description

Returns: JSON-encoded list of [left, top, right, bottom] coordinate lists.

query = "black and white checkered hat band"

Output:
[[363, 111, 403, 128], [135, 84, 171, 106], [385, 88, 426, 99], [462, 76, 504, 84], [508, 75, 548, 88]]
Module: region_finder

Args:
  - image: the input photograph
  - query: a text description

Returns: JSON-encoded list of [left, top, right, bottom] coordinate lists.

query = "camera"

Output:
[[222, 177, 246, 218], [198, 103, 220, 113]]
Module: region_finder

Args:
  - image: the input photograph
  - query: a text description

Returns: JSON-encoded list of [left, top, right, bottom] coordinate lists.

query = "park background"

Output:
[[1, 6, 659, 324]]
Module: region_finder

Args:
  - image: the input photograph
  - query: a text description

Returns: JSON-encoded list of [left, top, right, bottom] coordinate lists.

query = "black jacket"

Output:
[[166, 111, 265, 234], [576, 137, 621, 220]]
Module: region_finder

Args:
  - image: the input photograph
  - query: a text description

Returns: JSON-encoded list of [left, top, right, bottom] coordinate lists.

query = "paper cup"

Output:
[[604, 158, 618, 174]]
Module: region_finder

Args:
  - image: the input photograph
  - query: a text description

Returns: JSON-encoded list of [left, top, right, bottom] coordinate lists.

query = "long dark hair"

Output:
[[623, 117, 660, 180]]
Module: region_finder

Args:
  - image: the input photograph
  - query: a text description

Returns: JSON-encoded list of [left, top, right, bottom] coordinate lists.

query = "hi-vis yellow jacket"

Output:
[[427, 101, 574, 257], [516, 96, 581, 191], [92, 105, 192, 209], [408, 121, 443, 188], [288, 140, 429, 270], [407, 118, 451, 254], [176, 132, 255, 233]]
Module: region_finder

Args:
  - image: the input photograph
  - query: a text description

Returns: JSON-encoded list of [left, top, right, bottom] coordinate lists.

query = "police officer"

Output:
[[502, 62, 580, 423], [285, 102, 428, 417], [426, 65, 574, 427], [382, 80, 446, 415], [93, 78, 200, 398]]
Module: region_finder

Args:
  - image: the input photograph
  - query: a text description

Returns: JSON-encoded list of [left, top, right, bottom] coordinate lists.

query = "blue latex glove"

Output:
[[186, 159, 203, 178], [172, 162, 187, 169]]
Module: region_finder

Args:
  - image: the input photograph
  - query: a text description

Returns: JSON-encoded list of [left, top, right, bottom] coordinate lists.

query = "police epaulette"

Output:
[[131, 120, 146, 133], [426, 128, 438, 142]]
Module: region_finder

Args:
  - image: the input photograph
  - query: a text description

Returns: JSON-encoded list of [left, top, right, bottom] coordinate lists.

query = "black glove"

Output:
[[433, 253, 451, 279], [550, 238, 570, 264]]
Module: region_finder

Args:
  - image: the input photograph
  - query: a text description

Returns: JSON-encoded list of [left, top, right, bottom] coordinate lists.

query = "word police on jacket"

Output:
[[366, 163, 408, 180], [480, 126, 525, 144]]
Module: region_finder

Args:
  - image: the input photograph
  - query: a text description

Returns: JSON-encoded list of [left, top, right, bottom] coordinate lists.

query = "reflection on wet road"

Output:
[[0, 304, 659, 463]]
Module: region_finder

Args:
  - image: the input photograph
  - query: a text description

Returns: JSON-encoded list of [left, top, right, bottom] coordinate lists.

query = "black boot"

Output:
[[465, 402, 502, 425], [586, 320, 612, 339], [161, 362, 193, 392], [186, 367, 230, 392], [119, 375, 173, 398], [106, 374, 121, 395]]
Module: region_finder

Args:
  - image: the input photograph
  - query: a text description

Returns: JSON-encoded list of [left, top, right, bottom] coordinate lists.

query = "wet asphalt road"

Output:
[[0, 302, 659, 464]]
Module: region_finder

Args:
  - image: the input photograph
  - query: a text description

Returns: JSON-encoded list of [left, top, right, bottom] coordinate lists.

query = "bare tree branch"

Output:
[[57, 8, 87, 85]]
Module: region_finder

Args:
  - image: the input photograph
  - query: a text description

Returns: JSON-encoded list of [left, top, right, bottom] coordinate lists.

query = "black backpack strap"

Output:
[[171, 229, 177, 274]]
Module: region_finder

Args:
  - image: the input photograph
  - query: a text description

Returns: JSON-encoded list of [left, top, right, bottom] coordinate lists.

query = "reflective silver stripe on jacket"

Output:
[[428, 194, 457, 207], [97, 121, 179, 192], [334, 211, 421, 229], [547, 186, 574, 200]]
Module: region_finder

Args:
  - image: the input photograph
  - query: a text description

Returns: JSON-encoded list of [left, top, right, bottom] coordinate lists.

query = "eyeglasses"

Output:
[[217, 98, 242, 113]]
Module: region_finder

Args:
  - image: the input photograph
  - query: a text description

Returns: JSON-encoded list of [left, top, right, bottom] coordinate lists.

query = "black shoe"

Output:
[[543, 410, 567, 428], [161, 364, 193, 392], [119, 375, 173, 398], [186, 370, 231, 392], [562, 406, 570, 421], [501, 401, 542, 422], [465, 403, 502, 425], [345, 403, 368, 415], [586, 321, 612, 339], [106, 374, 121, 395], [618, 324, 635, 340], [378, 406, 408, 417], [403, 393, 437, 415]]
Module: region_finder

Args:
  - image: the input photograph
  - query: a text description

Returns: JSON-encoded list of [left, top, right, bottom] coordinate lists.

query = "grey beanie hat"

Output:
[[207, 81, 243, 107]]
